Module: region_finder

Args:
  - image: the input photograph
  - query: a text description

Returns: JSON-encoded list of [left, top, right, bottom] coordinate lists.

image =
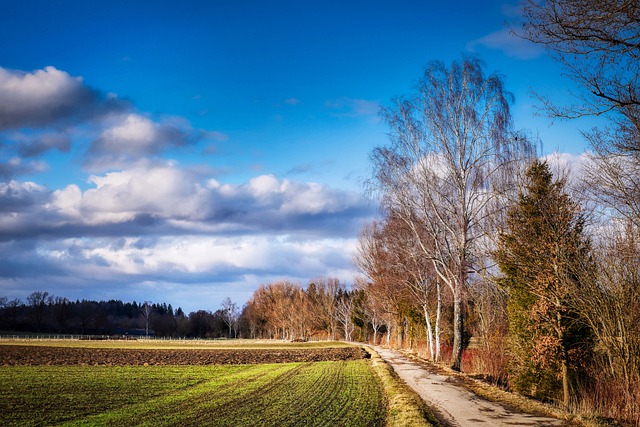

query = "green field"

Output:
[[0, 360, 385, 427]]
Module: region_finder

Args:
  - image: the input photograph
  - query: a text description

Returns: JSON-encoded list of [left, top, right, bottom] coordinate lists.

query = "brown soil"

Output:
[[0, 345, 368, 366]]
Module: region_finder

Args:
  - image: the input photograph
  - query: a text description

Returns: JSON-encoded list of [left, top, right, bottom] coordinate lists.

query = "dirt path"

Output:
[[374, 347, 565, 427]]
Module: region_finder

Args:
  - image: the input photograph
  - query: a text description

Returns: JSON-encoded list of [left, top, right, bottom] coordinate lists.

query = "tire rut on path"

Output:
[[374, 347, 566, 427]]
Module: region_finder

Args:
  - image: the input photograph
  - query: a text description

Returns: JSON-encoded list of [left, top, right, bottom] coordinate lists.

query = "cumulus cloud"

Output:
[[0, 166, 372, 310], [0, 66, 218, 177], [0, 66, 127, 130], [37, 235, 355, 281], [0, 162, 373, 240], [0, 65, 369, 309], [0, 180, 50, 213], [86, 114, 203, 170]]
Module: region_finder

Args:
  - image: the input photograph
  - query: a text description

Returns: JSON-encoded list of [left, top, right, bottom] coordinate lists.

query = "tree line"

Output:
[[0, 292, 241, 339], [240, 277, 366, 342]]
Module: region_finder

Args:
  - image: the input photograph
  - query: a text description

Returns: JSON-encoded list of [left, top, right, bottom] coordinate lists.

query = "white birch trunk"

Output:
[[423, 304, 435, 360]]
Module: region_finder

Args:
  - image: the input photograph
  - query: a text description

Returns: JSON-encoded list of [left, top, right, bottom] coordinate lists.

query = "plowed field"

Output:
[[0, 344, 367, 366]]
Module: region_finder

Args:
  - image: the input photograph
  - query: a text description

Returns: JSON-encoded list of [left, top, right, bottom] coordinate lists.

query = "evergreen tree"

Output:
[[494, 160, 593, 408]]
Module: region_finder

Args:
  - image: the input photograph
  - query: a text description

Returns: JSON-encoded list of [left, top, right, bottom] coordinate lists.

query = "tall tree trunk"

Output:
[[386, 321, 392, 346], [451, 246, 468, 371], [435, 279, 442, 361], [562, 357, 570, 410], [423, 304, 435, 360], [451, 286, 464, 371]]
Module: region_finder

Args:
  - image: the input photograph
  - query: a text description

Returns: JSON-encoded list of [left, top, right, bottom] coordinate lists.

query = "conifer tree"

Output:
[[494, 160, 593, 408]]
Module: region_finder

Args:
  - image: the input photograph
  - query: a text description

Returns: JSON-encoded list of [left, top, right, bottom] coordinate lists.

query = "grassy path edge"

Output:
[[363, 346, 439, 427]]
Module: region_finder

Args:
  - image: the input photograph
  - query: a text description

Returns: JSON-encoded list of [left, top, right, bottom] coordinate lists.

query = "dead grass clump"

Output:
[[577, 375, 640, 426]]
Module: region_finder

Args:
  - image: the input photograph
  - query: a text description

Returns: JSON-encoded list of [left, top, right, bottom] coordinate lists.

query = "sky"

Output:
[[0, 0, 596, 313]]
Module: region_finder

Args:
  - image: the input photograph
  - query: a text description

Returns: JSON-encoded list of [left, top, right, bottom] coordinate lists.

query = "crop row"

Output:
[[0, 360, 385, 426]]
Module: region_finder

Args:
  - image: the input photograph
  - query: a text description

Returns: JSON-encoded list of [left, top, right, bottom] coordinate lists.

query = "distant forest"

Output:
[[0, 291, 234, 338]]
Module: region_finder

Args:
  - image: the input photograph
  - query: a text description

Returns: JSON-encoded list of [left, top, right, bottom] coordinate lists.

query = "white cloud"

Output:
[[49, 184, 83, 219], [86, 113, 202, 169], [0, 66, 125, 130], [541, 151, 593, 186], [101, 114, 157, 151], [48, 161, 209, 225], [249, 174, 281, 197], [3, 162, 372, 238], [10, 232, 359, 311], [468, 27, 544, 60]]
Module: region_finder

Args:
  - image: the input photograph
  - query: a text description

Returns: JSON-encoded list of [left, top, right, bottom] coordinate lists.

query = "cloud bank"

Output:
[[0, 66, 374, 311]]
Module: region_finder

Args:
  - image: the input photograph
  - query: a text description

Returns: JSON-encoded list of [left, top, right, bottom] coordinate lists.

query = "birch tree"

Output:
[[140, 301, 153, 336], [221, 297, 238, 338], [370, 56, 534, 370], [336, 290, 355, 341]]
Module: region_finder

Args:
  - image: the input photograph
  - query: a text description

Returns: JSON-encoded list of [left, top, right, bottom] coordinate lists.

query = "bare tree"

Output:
[[221, 297, 238, 338], [336, 290, 355, 342], [140, 301, 153, 336], [520, 0, 640, 125], [370, 56, 534, 370], [313, 277, 340, 341], [575, 220, 640, 422], [356, 215, 443, 360], [520, 0, 640, 233], [354, 220, 415, 349], [583, 134, 640, 230], [354, 275, 391, 346], [291, 287, 311, 341], [389, 214, 443, 361]]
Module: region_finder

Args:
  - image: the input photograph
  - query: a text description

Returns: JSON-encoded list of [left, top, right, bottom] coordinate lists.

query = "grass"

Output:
[[0, 360, 386, 426]]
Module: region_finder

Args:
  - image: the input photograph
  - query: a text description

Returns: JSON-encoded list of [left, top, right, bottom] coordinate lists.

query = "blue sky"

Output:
[[0, 0, 594, 313]]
